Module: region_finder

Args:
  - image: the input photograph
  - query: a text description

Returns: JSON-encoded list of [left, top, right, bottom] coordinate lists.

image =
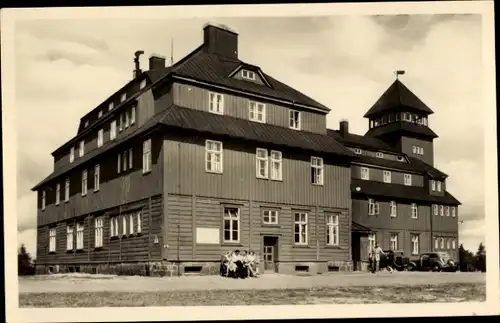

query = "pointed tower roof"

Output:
[[364, 79, 434, 119]]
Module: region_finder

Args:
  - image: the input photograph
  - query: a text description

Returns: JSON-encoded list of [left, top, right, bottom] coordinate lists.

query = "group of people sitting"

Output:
[[220, 249, 260, 278]]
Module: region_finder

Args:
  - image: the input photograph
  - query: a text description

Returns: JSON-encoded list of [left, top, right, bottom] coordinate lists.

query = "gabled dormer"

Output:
[[363, 76, 438, 166], [228, 63, 273, 88]]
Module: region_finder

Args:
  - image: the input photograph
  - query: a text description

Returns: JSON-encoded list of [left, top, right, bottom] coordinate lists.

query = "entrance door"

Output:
[[263, 236, 278, 273], [351, 233, 361, 271]]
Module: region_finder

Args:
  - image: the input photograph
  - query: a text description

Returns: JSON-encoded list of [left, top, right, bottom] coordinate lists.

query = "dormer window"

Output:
[[431, 180, 436, 191], [436, 181, 442, 192], [208, 92, 224, 115], [140, 79, 146, 90], [289, 110, 301, 130], [249, 101, 266, 123], [376, 152, 384, 158], [98, 110, 103, 119], [241, 69, 256, 81], [70, 147, 75, 163], [79, 140, 85, 157], [120, 93, 127, 103], [354, 148, 362, 155], [84, 120, 89, 128], [397, 156, 405, 162], [109, 102, 114, 110]]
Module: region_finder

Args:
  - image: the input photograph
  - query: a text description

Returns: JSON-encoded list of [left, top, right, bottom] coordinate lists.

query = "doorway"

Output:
[[262, 236, 279, 273]]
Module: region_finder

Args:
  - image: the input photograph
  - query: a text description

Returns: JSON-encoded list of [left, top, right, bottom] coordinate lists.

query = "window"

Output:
[[76, 222, 84, 250], [242, 69, 256, 80], [249, 101, 266, 123], [122, 216, 127, 236], [270, 151, 283, 181], [397, 156, 405, 162], [94, 164, 100, 191], [223, 207, 240, 243], [436, 181, 442, 192], [431, 180, 436, 191], [263, 209, 278, 225], [128, 148, 133, 169], [433, 204, 438, 216], [143, 139, 152, 173], [294, 212, 308, 245], [121, 93, 127, 102], [209, 92, 224, 115], [79, 140, 85, 157], [123, 150, 128, 171], [205, 140, 223, 173], [125, 110, 130, 128], [129, 214, 135, 235], [118, 116, 123, 132], [390, 233, 398, 250], [64, 178, 70, 202], [390, 201, 397, 217], [368, 199, 379, 215], [256, 148, 268, 179], [440, 237, 445, 249], [140, 79, 146, 89], [440, 205, 444, 217], [137, 212, 142, 233], [404, 174, 412, 186], [411, 203, 418, 219], [354, 148, 362, 155], [81, 170, 88, 196], [98, 110, 103, 119], [41, 190, 46, 210], [97, 129, 104, 147], [289, 110, 300, 130], [84, 120, 89, 128], [49, 228, 56, 252], [130, 107, 136, 125], [56, 183, 60, 205], [66, 225, 73, 251], [326, 213, 339, 246], [94, 217, 103, 248], [117, 153, 121, 174], [434, 237, 439, 250], [383, 171, 391, 183], [110, 120, 117, 140], [110, 217, 119, 237], [361, 167, 369, 180], [446, 239, 451, 249], [451, 239, 456, 249], [109, 102, 114, 110], [368, 233, 376, 250], [411, 234, 419, 254], [70, 147, 75, 163], [311, 157, 324, 185], [376, 152, 384, 158], [419, 147, 424, 155], [445, 206, 450, 217], [451, 206, 456, 217]]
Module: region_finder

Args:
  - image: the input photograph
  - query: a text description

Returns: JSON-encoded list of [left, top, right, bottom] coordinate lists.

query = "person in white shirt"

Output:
[[373, 243, 385, 272]]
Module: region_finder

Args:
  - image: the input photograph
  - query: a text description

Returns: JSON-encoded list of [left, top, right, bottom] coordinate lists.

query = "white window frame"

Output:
[[451, 239, 456, 249], [137, 212, 142, 233], [390, 201, 397, 217], [249, 101, 266, 123], [209, 92, 224, 115], [368, 198, 379, 215], [129, 213, 135, 235], [122, 215, 127, 236], [242, 69, 256, 80], [294, 212, 308, 245], [383, 170, 391, 183], [440, 237, 445, 249], [125, 110, 130, 128], [79, 140, 85, 157], [431, 180, 436, 191], [70, 147, 75, 163], [289, 110, 301, 130], [140, 79, 146, 90], [56, 183, 60, 205], [390, 233, 398, 250], [81, 170, 88, 196], [445, 206, 450, 217], [368, 233, 376, 250], [205, 140, 223, 174], [433, 204, 438, 216], [270, 150, 283, 181], [143, 139, 152, 174], [49, 227, 57, 252], [361, 167, 369, 180], [110, 120, 117, 140], [94, 164, 100, 192], [41, 190, 46, 210], [94, 217, 103, 248], [76, 222, 84, 250], [223, 207, 240, 243], [354, 148, 362, 155], [376, 152, 384, 158], [434, 237, 439, 250], [97, 129, 104, 148], [131, 107, 136, 125], [110, 217, 119, 237], [109, 102, 114, 110], [128, 148, 133, 169], [118, 116, 123, 132], [66, 225, 73, 251], [263, 209, 279, 225], [436, 181, 442, 192], [64, 178, 70, 202], [326, 213, 339, 246], [411, 203, 418, 219], [412, 146, 417, 154], [440, 205, 444, 217], [256, 148, 269, 179], [311, 157, 324, 185], [84, 120, 89, 128], [98, 110, 103, 119], [451, 206, 456, 217], [446, 238, 451, 249], [411, 234, 419, 255], [404, 174, 412, 186], [121, 93, 127, 102]]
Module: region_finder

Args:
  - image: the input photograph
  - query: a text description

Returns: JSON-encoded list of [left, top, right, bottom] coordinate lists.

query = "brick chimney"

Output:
[[203, 23, 238, 59], [149, 54, 166, 70], [339, 119, 349, 138]]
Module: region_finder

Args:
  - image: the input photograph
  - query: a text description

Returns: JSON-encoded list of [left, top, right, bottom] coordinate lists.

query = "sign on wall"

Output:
[[196, 227, 220, 244]]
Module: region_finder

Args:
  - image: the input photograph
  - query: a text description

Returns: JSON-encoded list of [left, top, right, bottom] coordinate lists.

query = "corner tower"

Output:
[[363, 75, 438, 166]]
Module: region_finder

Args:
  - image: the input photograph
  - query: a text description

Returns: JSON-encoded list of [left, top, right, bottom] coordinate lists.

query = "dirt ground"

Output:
[[19, 271, 486, 294]]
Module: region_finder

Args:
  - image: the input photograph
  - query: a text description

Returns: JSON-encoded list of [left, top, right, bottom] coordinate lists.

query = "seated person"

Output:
[[246, 251, 260, 277], [220, 251, 232, 276], [231, 250, 243, 278]]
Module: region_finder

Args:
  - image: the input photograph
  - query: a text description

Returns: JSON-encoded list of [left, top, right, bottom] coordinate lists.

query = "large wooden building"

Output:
[[32, 24, 460, 276]]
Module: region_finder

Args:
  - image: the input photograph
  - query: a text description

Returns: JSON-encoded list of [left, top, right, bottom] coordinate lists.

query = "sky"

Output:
[[14, 14, 485, 258]]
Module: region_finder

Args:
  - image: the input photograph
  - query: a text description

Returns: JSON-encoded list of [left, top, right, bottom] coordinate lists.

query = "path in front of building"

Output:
[[19, 271, 485, 294]]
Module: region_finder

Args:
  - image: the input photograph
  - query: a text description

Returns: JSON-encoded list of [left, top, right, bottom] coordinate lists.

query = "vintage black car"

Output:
[[407, 252, 458, 272], [379, 250, 411, 271]]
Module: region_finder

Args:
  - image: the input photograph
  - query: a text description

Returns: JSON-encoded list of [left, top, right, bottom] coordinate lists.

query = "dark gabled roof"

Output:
[[168, 47, 330, 112], [351, 179, 461, 205], [161, 105, 354, 158], [364, 121, 439, 139], [327, 129, 396, 152], [364, 79, 434, 118], [406, 157, 448, 179], [352, 221, 372, 233]]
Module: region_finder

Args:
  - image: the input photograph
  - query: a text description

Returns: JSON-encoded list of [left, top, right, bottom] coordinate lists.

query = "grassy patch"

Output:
[[19, 283, 485, 307]]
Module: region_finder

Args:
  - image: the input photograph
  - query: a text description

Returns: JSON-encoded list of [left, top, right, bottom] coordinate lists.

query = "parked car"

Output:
[[379, 250, 411, 271], [407, 252, 457, 272]]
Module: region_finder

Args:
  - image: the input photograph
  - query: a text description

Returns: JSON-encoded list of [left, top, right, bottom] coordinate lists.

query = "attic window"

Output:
[[140, 79, 146, 90], [242, 69, 256, 81], [354, 148, 362, 155], [397, 156, 405, 162], [84, 120, 89, 128], [376, 152, 384, 158], [109, 102, 114, 110], [121, 93, 127, 103], [98, 110, 103, 119]]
